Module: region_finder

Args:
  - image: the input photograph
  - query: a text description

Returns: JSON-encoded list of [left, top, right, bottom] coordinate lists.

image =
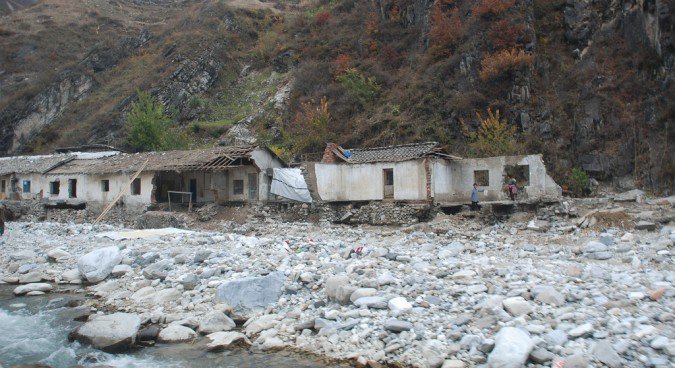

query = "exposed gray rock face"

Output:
[[77, 246, 122, 283], [70, 313, 141, 352], [487, 327, 533, 368], [215, 272, 285, 318], [0, 71, 95, 152]]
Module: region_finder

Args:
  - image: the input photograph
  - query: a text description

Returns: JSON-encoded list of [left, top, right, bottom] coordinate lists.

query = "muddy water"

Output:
[[0, 286, 349, 368]]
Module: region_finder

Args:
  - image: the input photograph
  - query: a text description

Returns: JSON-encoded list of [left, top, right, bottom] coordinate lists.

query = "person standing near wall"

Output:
[[0, 204, 6, 236], [470, 183, 484, 210], [507, 175, 518, 201]]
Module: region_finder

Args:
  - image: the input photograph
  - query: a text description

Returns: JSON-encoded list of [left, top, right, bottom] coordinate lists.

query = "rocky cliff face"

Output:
[[0, 0, 671, 192]]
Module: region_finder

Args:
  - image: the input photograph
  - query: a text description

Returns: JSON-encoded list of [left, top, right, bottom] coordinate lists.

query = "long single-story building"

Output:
[[314, 142, 561, 204], [0, 154, 76, 201], [0, 145, 285, 210]]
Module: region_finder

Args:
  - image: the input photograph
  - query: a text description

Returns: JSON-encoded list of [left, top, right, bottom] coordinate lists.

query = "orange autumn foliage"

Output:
[[479, 49, 533, 80]]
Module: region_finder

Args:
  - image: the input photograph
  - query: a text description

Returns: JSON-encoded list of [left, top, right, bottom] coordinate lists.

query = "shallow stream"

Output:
[[0, 285, 347, 368]]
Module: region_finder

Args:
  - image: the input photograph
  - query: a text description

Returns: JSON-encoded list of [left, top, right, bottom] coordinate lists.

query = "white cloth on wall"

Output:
[[270, 168, 312, 203]]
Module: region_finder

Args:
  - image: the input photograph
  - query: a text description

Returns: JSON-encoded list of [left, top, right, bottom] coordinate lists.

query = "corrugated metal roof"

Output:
[[338, 142, 444, 164], [48, 145, 264, 175]]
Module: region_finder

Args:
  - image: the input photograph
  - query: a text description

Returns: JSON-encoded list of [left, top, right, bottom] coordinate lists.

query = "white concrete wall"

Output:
[[43, 172, 154, 208], [433, 154, 562, 203], [0, 173, 50, 200], [251, 148, 284, 201], [315, 160, 427, 202]]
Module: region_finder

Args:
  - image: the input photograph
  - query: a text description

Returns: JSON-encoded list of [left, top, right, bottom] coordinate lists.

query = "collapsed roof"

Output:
[[0, 154, 75, 176], [47, 145, 275, 175]]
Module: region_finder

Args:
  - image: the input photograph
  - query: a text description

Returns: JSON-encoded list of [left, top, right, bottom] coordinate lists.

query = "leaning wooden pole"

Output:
[[94, 159, 149, 224]]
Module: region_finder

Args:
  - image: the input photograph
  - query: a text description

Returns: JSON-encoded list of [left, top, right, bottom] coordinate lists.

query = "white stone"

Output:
[[77, 246, 122, 283], [502, 297, 533, 316], [205, 331, 251, 351], [568, 323, 594, 338], [388, 297, 412, 315], [72, 313, 141, 352], [198, 311, 236, 334], [487, 327, 533, 368], [158, 325, 197, 342], [13, 283, 52, 295]]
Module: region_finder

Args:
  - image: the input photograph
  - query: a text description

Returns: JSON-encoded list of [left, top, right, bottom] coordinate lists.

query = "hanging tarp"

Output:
[[270, 168, 312, 203]]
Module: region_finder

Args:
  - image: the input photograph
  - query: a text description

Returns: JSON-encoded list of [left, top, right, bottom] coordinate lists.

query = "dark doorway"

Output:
[[189, 179, 197, 201], [68, 179, 77, 198], [383, 168, 394, 199], [248, 173, 258, 201]]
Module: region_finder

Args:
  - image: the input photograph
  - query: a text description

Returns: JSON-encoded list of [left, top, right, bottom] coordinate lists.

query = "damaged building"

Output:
[[44, 145, 285, 209], [0, 145, 285, 213], [313, 142, 561, 204]]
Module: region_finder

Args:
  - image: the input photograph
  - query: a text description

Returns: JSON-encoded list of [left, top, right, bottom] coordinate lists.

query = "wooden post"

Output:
[[94, 160, 148, 224]]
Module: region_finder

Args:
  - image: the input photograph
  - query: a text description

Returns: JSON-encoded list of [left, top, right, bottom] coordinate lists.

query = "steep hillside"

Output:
[[0, 0, 672, 193]]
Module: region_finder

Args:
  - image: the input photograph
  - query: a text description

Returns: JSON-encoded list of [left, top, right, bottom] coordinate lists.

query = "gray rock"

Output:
[[422, 340, 447, 368], [502, 297, 533, 316], [71, 313, 141, 352], [592, 340, 622, 368], [384, 319, 413, 332], [179, 273, 199, 290], [19, 271, 44, 284], [153, 288, 181, 305], [77, 246, 122, 283], [439, 241, 465, 259], [158, 325, 197, 343], [587, 251, 613, 260], [205, 331, 251, 351], [198, 311, 236, 334], [193, 250, 212, 263], [215, 272, 285, 318], [568, 323, 594, 338], [350, 288, 377, 303], [47, 248, 71, 262], [529, 348, 554, 363], [325, 275, 355, 305], [583, 241, 608, 253], [635, 221, 656, 231], [17, 264, 38, 274], [13, 283, 52, 295], [111, 264, 132, 277], [142, 259, 173, 280], [353, 296, 388, 309], [487, 327, 533, 368], [533, 286, 565, 306]]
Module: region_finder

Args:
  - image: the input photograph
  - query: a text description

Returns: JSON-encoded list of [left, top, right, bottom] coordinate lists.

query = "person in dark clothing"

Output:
[[470, 183, 484, 211], [0, 204, 6, 236]]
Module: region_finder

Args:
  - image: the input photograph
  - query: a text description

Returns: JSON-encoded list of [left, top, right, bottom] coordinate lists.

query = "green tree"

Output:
[[568, 167, 590, 197], [336, 68, 380, 108], [285, 96, 333, 156], [461, 108, 519, 157], [126, 91, 188, 151]]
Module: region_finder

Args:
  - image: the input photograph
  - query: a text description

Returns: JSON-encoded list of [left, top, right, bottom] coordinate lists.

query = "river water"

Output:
[[0, 286, 348, 368]]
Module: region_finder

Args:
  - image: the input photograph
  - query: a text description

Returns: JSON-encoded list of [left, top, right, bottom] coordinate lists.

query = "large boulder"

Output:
[[70, 313, 141, 353], [487, 327, 534, 368], [77, 246, 122, 283], [215, 272, 285, 318]]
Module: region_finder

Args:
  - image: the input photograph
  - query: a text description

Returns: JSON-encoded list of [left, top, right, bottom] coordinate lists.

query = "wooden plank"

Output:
[[93, 160, 149, 224]]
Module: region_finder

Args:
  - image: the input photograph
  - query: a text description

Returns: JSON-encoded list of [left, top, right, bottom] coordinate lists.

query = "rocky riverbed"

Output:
[[0, 197, 673, 368]]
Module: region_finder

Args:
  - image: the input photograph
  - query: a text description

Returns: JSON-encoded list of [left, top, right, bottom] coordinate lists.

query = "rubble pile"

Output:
[[0, 196, 673, 368]]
